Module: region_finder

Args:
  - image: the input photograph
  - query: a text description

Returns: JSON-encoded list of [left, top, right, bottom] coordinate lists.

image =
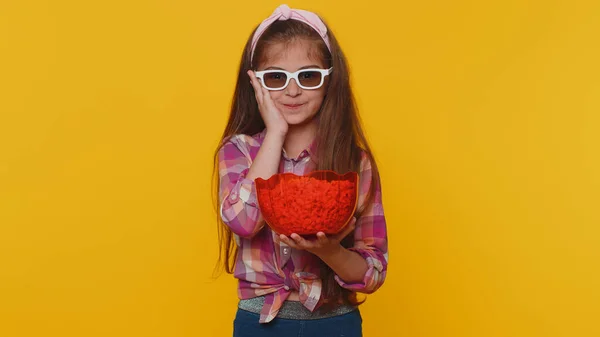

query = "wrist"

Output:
[[264, 129, 287, 143], [314, 243, 345, 261]]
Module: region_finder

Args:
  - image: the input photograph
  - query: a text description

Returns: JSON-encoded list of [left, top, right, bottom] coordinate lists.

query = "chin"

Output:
[[284, 113, 316, 126]]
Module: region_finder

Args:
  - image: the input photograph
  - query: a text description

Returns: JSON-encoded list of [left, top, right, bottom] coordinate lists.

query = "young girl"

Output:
[[213, 4, 388, 337]]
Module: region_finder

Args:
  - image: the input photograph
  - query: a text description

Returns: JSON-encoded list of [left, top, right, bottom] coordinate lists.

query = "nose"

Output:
[[285, 78, 301, 97]]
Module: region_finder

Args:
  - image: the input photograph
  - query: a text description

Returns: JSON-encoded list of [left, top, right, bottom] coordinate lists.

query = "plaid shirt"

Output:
[[218, 129, 388, 323]]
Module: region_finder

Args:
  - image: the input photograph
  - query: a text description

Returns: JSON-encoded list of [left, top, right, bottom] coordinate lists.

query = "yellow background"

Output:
[[1, 0, 599, 336]]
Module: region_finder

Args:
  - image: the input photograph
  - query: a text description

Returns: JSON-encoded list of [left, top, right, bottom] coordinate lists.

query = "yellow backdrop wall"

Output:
[[1, 1, 599, 336]]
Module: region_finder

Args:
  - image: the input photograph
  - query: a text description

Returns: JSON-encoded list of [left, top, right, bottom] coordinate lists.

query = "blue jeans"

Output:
[[233, 308, 363, 337]]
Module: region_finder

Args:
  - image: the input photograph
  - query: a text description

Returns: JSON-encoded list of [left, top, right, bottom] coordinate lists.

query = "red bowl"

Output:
[[255, 170, 359, 236]]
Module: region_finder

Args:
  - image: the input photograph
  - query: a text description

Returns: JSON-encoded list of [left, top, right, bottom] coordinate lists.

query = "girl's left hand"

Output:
[[279, 218, 357, 258]]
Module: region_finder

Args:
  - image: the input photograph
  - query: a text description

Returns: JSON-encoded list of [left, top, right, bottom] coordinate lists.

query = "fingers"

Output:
[[257, 79, 279, 116], [316, 232, 329, 245], [260, 85, 274, 106], [279, 234, 299, 249], [280, 233, 316, 250], [247, 70, 263, 105], [290, 233, 312, 249]]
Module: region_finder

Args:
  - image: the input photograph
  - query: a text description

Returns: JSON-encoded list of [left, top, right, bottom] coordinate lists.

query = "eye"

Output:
[[300, 71, 317, 79], [265, 72, 285, 80]]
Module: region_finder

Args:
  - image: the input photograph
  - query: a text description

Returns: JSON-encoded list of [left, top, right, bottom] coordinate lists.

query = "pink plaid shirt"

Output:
[[218, 129, 388, 323]]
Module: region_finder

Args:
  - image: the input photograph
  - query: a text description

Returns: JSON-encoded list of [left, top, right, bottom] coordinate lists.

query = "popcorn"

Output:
[[256, 171, 358, 236]]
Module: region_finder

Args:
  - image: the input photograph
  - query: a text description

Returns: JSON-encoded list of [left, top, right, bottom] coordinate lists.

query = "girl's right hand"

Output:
[[248, 70, 288, 138]]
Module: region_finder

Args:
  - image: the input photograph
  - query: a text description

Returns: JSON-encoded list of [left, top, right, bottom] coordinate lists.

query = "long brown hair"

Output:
[[212, 17, 381, 307]]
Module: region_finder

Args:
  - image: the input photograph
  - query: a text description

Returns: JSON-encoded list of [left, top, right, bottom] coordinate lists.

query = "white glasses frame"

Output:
[[254, 67, 333, 91]]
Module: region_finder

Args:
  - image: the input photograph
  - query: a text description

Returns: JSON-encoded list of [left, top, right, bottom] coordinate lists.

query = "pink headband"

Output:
[[250, 4, 331, 64]]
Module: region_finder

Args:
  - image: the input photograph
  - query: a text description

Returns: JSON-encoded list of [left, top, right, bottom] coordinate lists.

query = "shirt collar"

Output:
[[259, 129, 318, 162]]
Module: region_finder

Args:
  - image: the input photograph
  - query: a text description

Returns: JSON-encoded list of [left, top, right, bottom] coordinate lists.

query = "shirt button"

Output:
[[283, 248, 289, 255], [284, 285, 290, 291]]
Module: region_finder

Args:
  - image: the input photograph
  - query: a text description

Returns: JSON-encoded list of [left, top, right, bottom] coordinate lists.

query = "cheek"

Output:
[[269, 91, 285, 101], [307, 91, 326, 107], [269, 92, 287, 107]]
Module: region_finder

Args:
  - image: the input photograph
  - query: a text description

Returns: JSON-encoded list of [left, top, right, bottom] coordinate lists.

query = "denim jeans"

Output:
[[233, 308, 363, 337]]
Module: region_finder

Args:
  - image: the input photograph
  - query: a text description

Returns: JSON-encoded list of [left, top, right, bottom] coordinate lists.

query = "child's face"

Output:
[[257, 39, 328, 127]]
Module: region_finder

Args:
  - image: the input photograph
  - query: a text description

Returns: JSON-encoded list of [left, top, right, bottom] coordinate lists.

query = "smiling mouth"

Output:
[[283, 103, 305, 109]]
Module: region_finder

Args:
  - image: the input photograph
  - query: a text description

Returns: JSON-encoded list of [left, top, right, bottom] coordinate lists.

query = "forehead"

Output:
[[258, 39, 325, 70]]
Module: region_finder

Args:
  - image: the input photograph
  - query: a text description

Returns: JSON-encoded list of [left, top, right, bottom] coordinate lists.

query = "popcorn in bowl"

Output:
[[255, 170, 359, 236]]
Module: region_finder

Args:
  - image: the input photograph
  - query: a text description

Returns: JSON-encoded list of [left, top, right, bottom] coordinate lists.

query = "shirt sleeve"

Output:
[[218, 135, 265, 238], [335, 152, 388, 293]]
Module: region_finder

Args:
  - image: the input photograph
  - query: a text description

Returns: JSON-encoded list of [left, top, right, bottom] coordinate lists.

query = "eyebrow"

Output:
[[264, 65, 321, 71]]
